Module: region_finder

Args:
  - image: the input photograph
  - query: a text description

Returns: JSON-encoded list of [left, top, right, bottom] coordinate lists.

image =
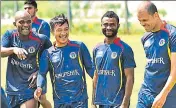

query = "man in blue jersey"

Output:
[[137, 1, 176, 108], [92, 11, 136, 108], [1, 87, 11, 108], [34, 13, 95, 108], [24, 0, 50, 38], [1, 10, 52, 108]]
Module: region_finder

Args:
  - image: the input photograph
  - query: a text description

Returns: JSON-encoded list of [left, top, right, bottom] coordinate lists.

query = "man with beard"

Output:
[[34, 13, 95, 108], [24, 0, 50, 38], [137, 1, 176, 108], [1, 11, 52, 108], [92, 11, 136, 108]]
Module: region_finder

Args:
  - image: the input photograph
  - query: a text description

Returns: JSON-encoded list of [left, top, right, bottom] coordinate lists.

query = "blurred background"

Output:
[[1, 1, 176, 108]]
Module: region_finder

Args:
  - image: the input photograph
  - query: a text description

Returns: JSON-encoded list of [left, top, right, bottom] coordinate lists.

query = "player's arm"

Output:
[[80, 42, 95, 78], [34, 50, 50, 101], [121, 68, 134, 107], [152, 52, 176, 108], [120, 45, 136, 108], [152, 33, 176, 108], [91, 49, 97, 107], [1, 30, 28, 59], [39, 21, 50, 39]]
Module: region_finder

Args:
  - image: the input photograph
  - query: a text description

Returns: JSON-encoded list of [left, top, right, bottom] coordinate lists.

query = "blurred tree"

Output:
[[14, 1, 19, 13], [124, 1, 130, 34], [68, 0, 73, 31], [158, 9, 167, 17]]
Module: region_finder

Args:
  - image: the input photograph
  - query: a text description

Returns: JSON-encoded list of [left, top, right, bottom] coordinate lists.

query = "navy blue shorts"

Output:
[[99, 104, 121, 108], [137, 90, 176, 108], [7, 94, 34, 108], [54, 99, 88, 108]]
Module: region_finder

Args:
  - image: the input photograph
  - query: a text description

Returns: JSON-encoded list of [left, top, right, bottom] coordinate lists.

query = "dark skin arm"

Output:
[[1, 46, 28, 60], [92, 72, 98, 108], [120, 68, 134, 108]]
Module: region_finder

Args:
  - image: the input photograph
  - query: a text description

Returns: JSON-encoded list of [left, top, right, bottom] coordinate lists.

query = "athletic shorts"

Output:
[[54, 99, 88, 108], [7, 94, 34, 108], [137, 89, 176, 108], [98, 104, 121, 108]]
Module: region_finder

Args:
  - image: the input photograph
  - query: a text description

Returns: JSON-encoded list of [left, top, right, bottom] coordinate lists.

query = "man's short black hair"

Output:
[[24, 0, 37, 8], [49, 13, 69, 32], [101, 11, 119, 23], [146, 2, 158, 15]]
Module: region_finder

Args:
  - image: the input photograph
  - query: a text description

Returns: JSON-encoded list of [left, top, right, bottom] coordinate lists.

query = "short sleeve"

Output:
[[1, 30, 11, 47], [122, 45, 136, 69]]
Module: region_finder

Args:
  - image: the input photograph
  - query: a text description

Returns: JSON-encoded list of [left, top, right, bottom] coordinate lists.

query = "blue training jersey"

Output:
[[1, 29, 52, 95], [32, 17, 50, 38], [37, 40, 95, 104], [141, 22, 176, 96], [93, 37, 136, 105]]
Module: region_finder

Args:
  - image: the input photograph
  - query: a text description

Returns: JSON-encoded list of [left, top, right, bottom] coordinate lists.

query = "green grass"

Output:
[[1, 34, 146, 108]]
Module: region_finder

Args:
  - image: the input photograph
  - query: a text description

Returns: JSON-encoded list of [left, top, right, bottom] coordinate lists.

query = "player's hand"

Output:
[[28, 71, 38, 88], [34, 87, 42, 102], [13, 47, 28, 60], [91, 104, 97, 108], [151, 93, 167, 108]]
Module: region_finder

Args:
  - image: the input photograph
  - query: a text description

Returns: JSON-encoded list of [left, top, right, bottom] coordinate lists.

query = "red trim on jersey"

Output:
[[67, 40, 80, 47], [29, 31, 41, 43], [33, 17, 41, 25], [160, 20, 170, 35], [12, 31, 19, 37], [114, 37, 124, 54]]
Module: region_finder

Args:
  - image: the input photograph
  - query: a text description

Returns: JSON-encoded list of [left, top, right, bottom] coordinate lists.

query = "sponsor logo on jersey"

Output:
[[11, 58, 33, 69], [111, 52, 117, 59], [55, 69, 80, 79], [70, 52, 77, 59], [97, 70, 116, 76], [96, 51, 103, 57], [28, 46, 35, 54], [52, 51, 62, 63], [147, 57, 165, 64], [159, 39, 165, 46]]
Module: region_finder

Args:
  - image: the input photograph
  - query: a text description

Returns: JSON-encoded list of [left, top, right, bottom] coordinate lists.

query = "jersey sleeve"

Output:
[[37, 49, 50, 88], [122, 45, 136, 69], [80, 42, 95, 78], [1, 30, 11, 47], [39, 21, 50, 39], [170, 31, 176, 52]]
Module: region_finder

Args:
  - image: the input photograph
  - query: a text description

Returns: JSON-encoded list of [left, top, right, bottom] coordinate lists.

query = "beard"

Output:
[[102, 27, 118, 38]]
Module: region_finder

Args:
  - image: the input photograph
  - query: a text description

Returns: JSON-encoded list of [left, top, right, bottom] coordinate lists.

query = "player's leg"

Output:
[[20, 98, 38, 108], [39, 94, 52, 108]]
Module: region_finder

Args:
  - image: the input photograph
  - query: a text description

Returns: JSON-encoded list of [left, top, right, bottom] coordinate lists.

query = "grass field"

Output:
[[1, 34, 146, 108]]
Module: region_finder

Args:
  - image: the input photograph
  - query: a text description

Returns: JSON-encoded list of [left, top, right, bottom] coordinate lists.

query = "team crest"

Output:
[[111, 52, 117, 59], [159, 39, 165, 46], [70, 52, 77, 59], [28, 46, 35, 53]]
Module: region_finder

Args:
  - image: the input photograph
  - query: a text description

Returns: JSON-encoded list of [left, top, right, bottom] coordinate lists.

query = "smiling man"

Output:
[[137, 1, 176, 108], [1, 10, 52, 108], [34, 13, 95, 108], [92, 11, 136, 108]]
